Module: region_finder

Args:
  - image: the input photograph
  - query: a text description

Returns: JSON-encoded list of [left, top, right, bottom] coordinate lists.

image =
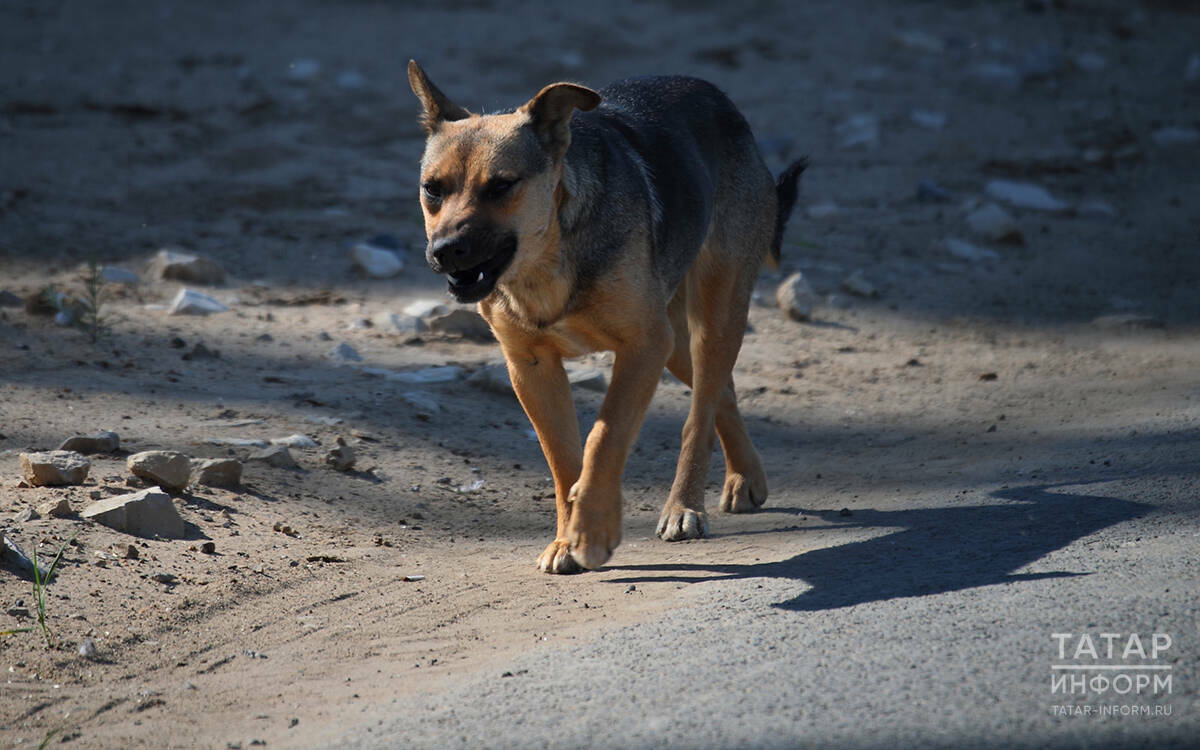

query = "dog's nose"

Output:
[[429, 236, 469, 271]]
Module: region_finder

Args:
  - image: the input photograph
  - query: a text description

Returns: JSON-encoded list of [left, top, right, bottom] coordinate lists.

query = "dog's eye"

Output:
[[421, 181, 444, 201], [484, 177, 519, 200]]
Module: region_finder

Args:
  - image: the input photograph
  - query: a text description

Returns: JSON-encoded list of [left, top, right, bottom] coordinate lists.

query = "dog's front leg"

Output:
[[566, 321, 672, 570]]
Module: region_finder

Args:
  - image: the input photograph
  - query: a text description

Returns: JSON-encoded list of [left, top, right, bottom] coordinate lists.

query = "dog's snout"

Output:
[[429, 236, 469, 271]]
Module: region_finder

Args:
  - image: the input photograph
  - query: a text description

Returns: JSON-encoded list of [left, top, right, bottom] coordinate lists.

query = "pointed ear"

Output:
[[519, 82, 601, 156], [408, 60, 470, 134]]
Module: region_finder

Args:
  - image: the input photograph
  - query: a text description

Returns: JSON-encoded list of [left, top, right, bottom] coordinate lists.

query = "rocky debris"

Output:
[[379, 365, 464, 384], [150, 571, 178, 584], [59, 431, 120, 454], [204, 437, 267, 448], [1092, 313, 1166, 331], [169, 288, 230, 315], [117, 543, 139, 559], [349, 239, 403, 279], [270, 434, 318, 449], [836, 114, 879, 149], [401, 391, 441, 414], [37, 498, 73, 518], [324, 437, 355, 472], [13, 507, 39, 523], [965, 203, 1023, 243], [2, 536, 55, 580], [805, 202, 839, 220], [909, 109, 946, 130], [373, 312, 426, 337], [328, 342, 362, 362], [402, 299, 449, 318], [943, 238, 999, 263], [20, 450, 91, 487], [249, 445, 299, 469], [78, 638, 97, 659], [149, 248, 226, 285], [99, 266, 139, 284], [428, 308, 493, 340], [776, 272, 818, 322], [80, 487, 185, 539], [916, 179, 951, 203], [1150, 127, 1199, 148], [468, 362, 515, 396], [0, 289, 22, 308], [840, 270, 879, 298], [190, 458, 243, 488], [127, 450, 191, 492], [567, 367, 607, 393], [984, 180, 1069, 212], [273, 521, 299, 537]]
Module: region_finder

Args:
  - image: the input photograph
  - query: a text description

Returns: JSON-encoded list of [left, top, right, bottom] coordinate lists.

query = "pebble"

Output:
[[324, 437, 356, 472], [19, 450, 91, 487], [984, 180, 1069, 212], [127, 450, 192, 492], [151, 571, 177, 584], [776, 272, 818, 322], [840, 270, 879, 298], [150, 248, 226, 285], [78, 638, 97, 659], [401, 392, 441, 414], [328, 342, 362, 362], [249, 445, 299, 469], [567, 367, 607, 393], [909, 109, 946, 130], [36, 497, 73, 518], [965, 203, 1023, 243], [468, 362, 515, 396], [13, 507, 38, 523], [169, 289, 230, 316], [402, 299, 449, 318], [943, 238, 999, 262], [805, 202, 839, 220], [836, 114, 880, 149], [428, 308, 493, 340], [373, 312, 426, 337], [191, 458, 243, 488], [80, 487, 186, 539], [58, 430, 121, 454], [1150, 127, 1199, 148], [349, 241, 403, 279], [270, 434, 317, 449], [100, 266, 139, 284]]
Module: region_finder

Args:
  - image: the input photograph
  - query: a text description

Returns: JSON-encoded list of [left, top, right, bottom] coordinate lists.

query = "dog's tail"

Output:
[[768, 157, 809, 269]]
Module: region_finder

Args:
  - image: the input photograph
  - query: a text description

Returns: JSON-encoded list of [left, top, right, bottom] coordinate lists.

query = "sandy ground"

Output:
[[2, 1, 1199, 747]]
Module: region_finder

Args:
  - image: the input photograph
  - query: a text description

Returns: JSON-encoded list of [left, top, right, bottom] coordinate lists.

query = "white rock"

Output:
[[150, 248, 226, 285], [567, 367, 607, 393], [805, 202, 839, 220], [349, 242, 403, 279], [127, 450, 191, 492], [383, 365, 464, 384], [287, 58, 321, 82], [1151, 127, 1200, 147], [270, 434, 318, 449], [840, 270, 878, 298], [836, 114, 879, 150], [943, 238, 999, 262], [402, 299, 449, 318], [401, 391, 441, 414], [190, 458, 243, 488], [984, 180, 1070, 212], [100, 266, 139, 284], [776, 272, 818, 322], [1074, 53, 1108, 73], [329, 342, 362, 362], [909, 109, 946, 130], [965, 203, 1023, 243], [373, 312, 426, 336], [169, 289, 229, 315], [204, 437, 268, 447], [80, 487, 185, 539], [20, 450, 91, 487]]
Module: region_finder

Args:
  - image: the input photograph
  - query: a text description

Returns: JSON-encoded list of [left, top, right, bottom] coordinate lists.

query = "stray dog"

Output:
[[408, 61, 805, 573]]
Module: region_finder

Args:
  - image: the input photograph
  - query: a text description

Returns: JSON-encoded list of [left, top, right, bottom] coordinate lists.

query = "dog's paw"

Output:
[[538, 539, 583, 574], [564, 483, 622, 570], [719, 470, 767, 513], [656, 506, 709, 541]]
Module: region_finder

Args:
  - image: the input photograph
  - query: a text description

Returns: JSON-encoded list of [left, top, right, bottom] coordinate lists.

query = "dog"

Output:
[[408, 61, 805, 573]]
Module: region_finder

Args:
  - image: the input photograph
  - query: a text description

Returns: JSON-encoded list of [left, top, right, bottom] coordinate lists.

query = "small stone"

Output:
[[200, 541, 216, 554], [324, 437, 355, 472], [776, 272, 818, 322], [836, 114, 879, 149], [80, 488, 186, 539], [20, 450, 91, 487], [909, 109, 946, 130], [121, 544, 139, 560], [349, 241, 403, 279], [182, 342, 220, 360], [328, 342, 362, 362], [191, 458, 243, 488], [965, 203, 1023, 243], [249, 445, 298, 469], [169, 289, 230, 316], [943, 238, 999, 262], [402, 299, 449, 318], [401, 392, 441, 414], [984, 180, 1069, 212], [805, 202, 839, 220], [840, 270, 878, 298], [373, 313, 426, 337], [99, 266, 139, 284], [383, 365, 464, 384], [270, 434, 317, 449], [150, 248, 226, 285], [36, 498, 73, 518], [151, 571, 177, 584], [468, 362, 515, 397], [839, 507, 853, 517], [1150, 127, 1200, 148], [127, 450, 191, 492], [567, 367, 607, 392], [428, 308, 493, 340], [78, 638, 97, 659], [13, 507, 38, 523], [59, 431, 120, 454]]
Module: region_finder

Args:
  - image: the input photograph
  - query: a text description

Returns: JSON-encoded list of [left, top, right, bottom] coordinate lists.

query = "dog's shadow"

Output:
[[606, 482, 1148, 611]]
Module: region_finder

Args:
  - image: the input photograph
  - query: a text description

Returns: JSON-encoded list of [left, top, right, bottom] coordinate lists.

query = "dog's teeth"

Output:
[[476, 272, 484, 283]]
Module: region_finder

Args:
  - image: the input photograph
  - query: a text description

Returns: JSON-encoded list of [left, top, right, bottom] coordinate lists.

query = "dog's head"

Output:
[[407, 61, 601, 303]]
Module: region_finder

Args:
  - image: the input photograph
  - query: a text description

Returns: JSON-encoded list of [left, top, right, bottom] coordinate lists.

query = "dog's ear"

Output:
[[408, 60, 470, 134], [520, 82, 601, 157]]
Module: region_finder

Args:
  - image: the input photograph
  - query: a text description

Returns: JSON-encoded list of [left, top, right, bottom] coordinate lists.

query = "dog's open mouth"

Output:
[[445, 239, 517, 303]]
